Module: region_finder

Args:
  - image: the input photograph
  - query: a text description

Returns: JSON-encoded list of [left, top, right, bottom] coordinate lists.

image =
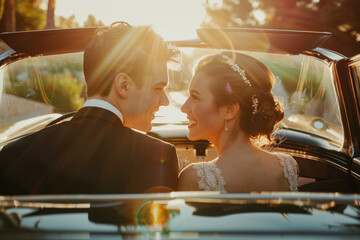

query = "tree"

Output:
[[15, 0, 45, 31], [46, 0, 55, 29], [202, 0, 360, 57], [0, 0, 46, 32], [83, 14, 104, 27], [1, 0, 15, 32], [55, 14, 79, 28], [0, 0, 4, 20]]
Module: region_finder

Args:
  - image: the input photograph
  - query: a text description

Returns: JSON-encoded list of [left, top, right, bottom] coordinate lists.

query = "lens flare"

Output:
[[226, 82, 232, 93]]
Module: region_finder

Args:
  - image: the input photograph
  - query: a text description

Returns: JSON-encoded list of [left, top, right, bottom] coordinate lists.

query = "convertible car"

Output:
[[0, 27, 360, 238]]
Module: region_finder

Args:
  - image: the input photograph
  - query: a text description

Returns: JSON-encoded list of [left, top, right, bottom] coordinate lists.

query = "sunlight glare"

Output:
[[253, 10, 266, 25], [152, 204, 159, 224], [55, 0, 206, 40]]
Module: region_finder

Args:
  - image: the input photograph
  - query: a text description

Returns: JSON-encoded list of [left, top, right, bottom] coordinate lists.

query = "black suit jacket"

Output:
[[0, 107, 178, 194]]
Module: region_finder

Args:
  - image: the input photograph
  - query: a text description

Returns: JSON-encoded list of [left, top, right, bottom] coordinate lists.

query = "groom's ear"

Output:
[[114, 73, 132, 98], [225, 103, 240, 120]]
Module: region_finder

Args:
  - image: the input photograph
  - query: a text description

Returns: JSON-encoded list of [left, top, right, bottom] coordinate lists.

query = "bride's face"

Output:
[[181, 72, 226, 142]]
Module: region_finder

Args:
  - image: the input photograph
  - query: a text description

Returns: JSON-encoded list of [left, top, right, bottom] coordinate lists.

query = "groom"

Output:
[[0, 22, 179, 194]]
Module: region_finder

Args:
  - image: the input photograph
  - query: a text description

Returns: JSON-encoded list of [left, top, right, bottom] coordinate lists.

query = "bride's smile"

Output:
[[187, 118, 197, 128]]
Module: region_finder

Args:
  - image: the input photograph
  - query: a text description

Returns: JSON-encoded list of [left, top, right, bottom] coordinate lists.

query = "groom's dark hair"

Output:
[[83, 21, 179, 97]]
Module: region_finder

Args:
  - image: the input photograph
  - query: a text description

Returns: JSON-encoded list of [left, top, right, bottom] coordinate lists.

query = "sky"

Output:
[[52, 0, 207, 40]]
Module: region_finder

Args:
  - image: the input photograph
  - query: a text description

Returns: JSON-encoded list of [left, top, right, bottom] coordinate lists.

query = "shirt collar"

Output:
[[82, 99, 123, 123]]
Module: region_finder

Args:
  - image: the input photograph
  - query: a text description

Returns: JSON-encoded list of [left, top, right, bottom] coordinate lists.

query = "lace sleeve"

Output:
[[278, 154, 299, 192]]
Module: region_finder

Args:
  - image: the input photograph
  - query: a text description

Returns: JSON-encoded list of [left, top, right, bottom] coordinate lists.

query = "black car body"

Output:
[[0, 27, 360, 238], [1, 193, 360, 239]]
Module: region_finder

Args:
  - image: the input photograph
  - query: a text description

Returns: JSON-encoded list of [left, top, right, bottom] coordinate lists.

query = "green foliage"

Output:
[[15, 0, 45, 30], [83, 14, 104, 27], [0, 0, 45, 31], [259, 56, 300, 93], [202, 0, 360, 57], [0, 0, 5, 20], [34, 72, 85, 112], [55, 14, 79, 28], [55, 14, 105, 29], [46, 53, 84, 77], [0, 1, 105, 31], [6, 71, 85, 112], [5, 54, 85, 113]]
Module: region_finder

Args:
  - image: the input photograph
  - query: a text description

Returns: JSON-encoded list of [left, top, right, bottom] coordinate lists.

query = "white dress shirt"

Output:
[[82, 99, 123, 123]]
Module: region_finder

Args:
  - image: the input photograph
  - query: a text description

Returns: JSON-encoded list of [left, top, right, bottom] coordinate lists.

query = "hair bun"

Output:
[[240, 90, 284, 140]]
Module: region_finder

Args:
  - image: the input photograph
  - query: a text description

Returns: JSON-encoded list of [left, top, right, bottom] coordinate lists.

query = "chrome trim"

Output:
[[0, 49, 15, 62], [349, 53, 360, 63], [351, 158, 360, 180], [274, 147, 349, 173], [0, 51, 29, 66], [0, 133, 32, 147], [352, 171, 360, 181], [3, 192, 359, 204], [169, 39, 208, 48], [312, 47, 347, 61], [302, 48, 346, 65], [199, 28, 332, 35]]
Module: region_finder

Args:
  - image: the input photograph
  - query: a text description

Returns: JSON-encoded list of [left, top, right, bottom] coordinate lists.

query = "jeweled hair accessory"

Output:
[[222, 55, 252, 87], [221, 54, 259, 115], [252, 95, 259, 115]]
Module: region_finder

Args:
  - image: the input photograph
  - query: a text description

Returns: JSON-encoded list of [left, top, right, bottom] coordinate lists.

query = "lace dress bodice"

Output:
[[193, 161, 227, 193], [192, 153, 298, 193]]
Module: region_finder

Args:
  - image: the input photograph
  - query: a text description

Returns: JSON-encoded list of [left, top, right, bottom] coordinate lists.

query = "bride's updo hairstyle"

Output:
[[193, 52, 284, 141]]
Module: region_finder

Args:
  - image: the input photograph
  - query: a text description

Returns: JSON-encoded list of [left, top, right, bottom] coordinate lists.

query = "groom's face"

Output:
[[124, 63, 170, 132]]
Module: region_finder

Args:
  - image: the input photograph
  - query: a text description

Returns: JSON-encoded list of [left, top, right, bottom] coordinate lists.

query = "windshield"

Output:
[[0, 49, 343, 147]]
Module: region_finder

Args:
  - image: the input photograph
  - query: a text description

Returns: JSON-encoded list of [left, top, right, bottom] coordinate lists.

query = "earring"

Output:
[[224, 119, 229, 131]]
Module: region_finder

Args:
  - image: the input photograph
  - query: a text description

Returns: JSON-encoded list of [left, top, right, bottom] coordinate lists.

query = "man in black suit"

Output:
[[0, 22, 179, 194]]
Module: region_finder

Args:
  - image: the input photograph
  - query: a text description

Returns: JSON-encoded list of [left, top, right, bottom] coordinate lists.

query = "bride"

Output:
[[178, 52, 298, 193]]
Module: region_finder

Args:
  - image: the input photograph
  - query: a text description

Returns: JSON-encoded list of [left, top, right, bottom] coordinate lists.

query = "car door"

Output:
[[347, 54, 360, 182]]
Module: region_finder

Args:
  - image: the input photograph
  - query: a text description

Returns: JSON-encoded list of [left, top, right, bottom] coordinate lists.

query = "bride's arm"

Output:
[[177, 164, 199, 191]]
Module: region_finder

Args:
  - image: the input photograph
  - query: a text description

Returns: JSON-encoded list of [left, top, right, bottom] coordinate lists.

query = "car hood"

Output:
[[1, 192, 360, 237]]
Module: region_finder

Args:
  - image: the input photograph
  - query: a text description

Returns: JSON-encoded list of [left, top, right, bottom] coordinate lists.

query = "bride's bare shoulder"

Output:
[[177, 163, 200, 191]]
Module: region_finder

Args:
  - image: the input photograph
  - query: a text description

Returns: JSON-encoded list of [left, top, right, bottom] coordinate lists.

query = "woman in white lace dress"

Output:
[[178, 52, 298, 193]]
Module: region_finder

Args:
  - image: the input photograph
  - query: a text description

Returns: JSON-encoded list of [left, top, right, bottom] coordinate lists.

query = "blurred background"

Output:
[[0, 0, 359, 57]]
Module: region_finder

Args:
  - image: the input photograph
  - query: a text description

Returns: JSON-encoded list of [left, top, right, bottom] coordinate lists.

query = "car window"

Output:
[[261, 53, 343, 146], [0, 52, 85, 142]]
